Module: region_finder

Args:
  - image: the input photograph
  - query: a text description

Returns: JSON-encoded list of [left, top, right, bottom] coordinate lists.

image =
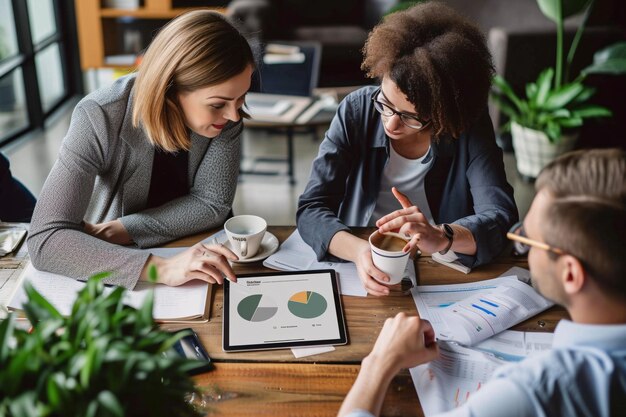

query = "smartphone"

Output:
[[168, 328, 213, 375]]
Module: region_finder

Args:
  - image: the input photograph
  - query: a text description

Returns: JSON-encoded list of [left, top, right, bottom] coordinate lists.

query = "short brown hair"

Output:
[[361, 1, 494, 138], [544, 197, 626, 297], [133, 10, 254, 152], [536, 148, 626, 298], [536, 148, 626, 205]]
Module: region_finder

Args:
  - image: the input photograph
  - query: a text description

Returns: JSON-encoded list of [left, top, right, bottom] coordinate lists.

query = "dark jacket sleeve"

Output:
[[453, 111, 519, 268], [296, 95, 360, 260], [0, 153, 36, 222]]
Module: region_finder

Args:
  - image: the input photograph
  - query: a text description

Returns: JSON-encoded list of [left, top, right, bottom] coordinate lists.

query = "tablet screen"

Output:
[[223, 269, 347, 352]]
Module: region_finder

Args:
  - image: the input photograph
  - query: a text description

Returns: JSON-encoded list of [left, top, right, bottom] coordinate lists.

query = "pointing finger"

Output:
[[392, 187, 413, 209]]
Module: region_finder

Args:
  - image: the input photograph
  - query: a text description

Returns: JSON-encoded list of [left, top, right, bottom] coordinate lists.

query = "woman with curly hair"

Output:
[[297, 2, 518, 296]]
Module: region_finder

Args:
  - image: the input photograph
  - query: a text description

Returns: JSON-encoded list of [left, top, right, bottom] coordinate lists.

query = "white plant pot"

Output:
[[511, 122, 578, 178]]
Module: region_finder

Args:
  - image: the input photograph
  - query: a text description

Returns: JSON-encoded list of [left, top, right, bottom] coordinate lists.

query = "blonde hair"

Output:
[[132, 10, 254, 151]]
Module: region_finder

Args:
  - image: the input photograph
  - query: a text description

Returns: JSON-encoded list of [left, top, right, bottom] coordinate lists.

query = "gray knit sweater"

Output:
[[28, 74, 242, 289]]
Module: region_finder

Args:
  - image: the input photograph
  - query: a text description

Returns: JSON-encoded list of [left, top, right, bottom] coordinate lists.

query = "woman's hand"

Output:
[[376, 187, 447, 254], [84, 219, 133, 245], [329, 231, 391, 296], [142, 242, 238, 286], [354, 243, 393, 296]]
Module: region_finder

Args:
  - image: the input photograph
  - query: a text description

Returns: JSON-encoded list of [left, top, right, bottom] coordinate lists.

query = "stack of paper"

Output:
[[409, 267, 555, 415]]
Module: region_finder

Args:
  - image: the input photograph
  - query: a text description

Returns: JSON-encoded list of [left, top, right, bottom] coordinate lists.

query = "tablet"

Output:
[[223, 269, 348, 352]]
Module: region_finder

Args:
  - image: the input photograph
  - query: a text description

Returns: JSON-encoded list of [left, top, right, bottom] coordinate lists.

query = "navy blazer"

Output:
[[297, 86, 518, 268]]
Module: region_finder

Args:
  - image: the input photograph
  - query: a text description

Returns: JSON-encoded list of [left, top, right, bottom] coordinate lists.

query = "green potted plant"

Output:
[[491, 0, 626, 178], [0, 271, 205, 417]]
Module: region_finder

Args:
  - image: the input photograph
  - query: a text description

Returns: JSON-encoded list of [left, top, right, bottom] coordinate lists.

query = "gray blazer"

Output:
[[28, 75, 242, 289]]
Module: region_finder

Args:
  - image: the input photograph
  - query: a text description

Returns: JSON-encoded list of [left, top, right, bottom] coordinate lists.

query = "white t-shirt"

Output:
[[369, 145, 434, 226]]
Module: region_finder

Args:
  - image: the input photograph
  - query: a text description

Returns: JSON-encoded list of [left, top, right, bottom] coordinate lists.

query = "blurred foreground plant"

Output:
[[0, 269, 204, 417]]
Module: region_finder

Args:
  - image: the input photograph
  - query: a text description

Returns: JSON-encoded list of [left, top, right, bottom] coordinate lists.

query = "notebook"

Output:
[[7, 263, 212, 323]]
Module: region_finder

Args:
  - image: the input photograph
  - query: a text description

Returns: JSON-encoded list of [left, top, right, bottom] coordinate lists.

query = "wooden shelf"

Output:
[[99, 7, 226, 19], [75, 0, 227, 70]]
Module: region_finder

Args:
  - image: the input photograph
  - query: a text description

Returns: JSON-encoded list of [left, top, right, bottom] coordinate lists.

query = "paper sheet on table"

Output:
[[431, 251, 471, 274], [410, 331, 552, 417], [264, 230, 417, 297], [412, 277, 518, 341], [440, 278, 553, 345], [291, 345, 335, 358], [411, 267, 552, 345], [8, 264, 209, 322], [411, 331, 553, 416]]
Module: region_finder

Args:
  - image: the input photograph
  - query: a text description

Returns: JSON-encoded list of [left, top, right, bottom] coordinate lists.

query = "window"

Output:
[[0, 0, 81, 145]]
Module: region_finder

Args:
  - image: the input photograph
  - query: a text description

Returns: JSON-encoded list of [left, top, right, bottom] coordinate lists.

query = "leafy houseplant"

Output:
[[491, 0, 626, 178], [0, 271, 204, 417]]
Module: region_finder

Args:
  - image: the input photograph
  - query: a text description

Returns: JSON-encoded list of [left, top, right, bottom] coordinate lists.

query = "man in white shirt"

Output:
[[339, 149, 626, 417]]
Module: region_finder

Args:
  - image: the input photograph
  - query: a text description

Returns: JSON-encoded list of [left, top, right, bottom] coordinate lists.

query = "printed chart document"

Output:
[[263, 230, 417, 297], [410, 331, 553, 416], [8, 264, 211, 323], [412, 276, 553, 345]]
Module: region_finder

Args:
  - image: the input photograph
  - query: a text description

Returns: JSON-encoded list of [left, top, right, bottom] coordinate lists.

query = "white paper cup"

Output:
[[369, 230, 410, 285], [224, 215, 267, 259]]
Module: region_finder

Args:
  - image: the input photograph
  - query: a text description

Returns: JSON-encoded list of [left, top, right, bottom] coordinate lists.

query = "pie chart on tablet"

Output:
[[237, 294, 278, 322], [288, 291, 327, 319]]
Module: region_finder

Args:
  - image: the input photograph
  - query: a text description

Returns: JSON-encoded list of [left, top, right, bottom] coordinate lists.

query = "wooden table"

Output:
[[162, 226, 568, 417]]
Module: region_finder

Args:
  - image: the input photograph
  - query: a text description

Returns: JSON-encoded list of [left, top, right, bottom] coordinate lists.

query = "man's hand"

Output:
[[367, 312, 440, 374], [338, 313, 439, 417]]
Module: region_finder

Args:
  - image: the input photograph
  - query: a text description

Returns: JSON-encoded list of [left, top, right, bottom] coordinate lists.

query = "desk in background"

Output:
[[243, 93, 336, 185], [163, 226, 568, 417]]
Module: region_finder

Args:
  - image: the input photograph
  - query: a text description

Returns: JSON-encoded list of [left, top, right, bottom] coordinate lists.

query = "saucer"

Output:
[[223, 232, 279, 263]]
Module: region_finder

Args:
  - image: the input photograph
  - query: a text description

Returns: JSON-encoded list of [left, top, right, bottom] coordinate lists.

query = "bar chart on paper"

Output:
[[410, 342, 505, 415]]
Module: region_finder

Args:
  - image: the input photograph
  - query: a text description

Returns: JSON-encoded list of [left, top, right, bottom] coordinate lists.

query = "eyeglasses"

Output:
[[506, 223, 565, 256], [372, 89, 430, 131]]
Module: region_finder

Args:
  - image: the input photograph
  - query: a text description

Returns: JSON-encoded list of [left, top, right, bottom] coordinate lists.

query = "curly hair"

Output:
[[361, 2, 494, 138]]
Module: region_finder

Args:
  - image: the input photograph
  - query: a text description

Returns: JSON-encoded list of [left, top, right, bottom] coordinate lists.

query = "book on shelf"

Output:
[[265, 43, 300, 55], [7, 263, 212, 323]]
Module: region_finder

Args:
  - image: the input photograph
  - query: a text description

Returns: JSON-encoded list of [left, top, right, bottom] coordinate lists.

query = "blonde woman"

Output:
[[28, 11, 254, 288]]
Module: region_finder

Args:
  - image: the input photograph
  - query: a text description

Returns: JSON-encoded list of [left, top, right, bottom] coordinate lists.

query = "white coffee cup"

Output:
[[224, 215, 267, 259], [369, 230, 410, 285]]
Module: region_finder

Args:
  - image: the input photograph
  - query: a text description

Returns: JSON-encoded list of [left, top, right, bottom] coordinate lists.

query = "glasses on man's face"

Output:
[[372, 90, 430, 131], [506, 223, 565, 256]]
